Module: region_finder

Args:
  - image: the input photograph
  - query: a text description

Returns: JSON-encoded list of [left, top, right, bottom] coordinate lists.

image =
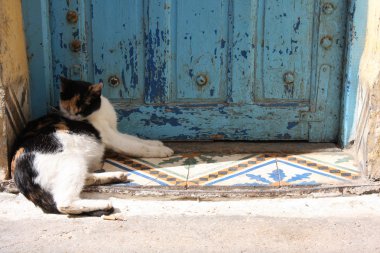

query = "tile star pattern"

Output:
[[103, 152, 360, 187]]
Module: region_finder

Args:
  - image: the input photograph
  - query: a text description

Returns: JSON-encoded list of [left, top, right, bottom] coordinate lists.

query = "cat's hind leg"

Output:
[[85, 172, 129, 186], [57, 199, 113, 215], [50, 158, 113, 216]]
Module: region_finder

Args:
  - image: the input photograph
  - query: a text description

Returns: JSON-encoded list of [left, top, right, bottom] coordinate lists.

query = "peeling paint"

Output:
[[287, 121, 299, 130], [143, 115, 181, 127], [241, 50, 248, 59], [72, 28, 79, 38], [188, 69, 194, 79], [293, 17, 301, 33], [220, 38, 226, 48], [128, 40, 138, 89], [276, 133, 292, 139], [210, 87, 215, 97], [115, 107, 142, 120], [145, 24, 168, 103], [94, 64, 103, 75]]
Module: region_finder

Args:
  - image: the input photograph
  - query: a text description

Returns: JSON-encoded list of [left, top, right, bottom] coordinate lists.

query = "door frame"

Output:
[[21, 0, 367, 147]]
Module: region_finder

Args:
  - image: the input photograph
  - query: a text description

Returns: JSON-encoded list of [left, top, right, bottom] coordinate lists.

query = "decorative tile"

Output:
[[103, 159, 170, 186], [295, 152, 359, 173], [204, 159, 279, 187], [187, 154, 277, 186], [102, 151, 361, 188], [276, 154, 361, 186]]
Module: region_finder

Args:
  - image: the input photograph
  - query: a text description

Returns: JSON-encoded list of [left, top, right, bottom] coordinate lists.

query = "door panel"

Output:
[[175, 0, 228, 102], [256, 0, 315, 101], [46, 0, 347, 141], [92, 0, 145, 100]]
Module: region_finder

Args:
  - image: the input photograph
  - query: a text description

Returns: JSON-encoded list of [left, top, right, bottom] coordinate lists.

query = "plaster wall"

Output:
[[354, 0, 380, 179], [0, 0, 30, 179]]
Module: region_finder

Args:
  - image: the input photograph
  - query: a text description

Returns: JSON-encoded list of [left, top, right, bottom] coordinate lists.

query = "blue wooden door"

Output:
[[26, 0, 347, 141]]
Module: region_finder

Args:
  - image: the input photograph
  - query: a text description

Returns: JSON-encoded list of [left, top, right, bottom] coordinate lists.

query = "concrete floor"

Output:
[[1, 142, 376, 252], [1, 192, 380, 253]]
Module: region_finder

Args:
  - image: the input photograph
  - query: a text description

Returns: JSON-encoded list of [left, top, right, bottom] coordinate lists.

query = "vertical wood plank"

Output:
[[144, 0, 174, 104]]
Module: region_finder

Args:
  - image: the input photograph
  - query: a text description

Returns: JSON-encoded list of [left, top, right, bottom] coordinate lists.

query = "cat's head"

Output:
[[59, 77, 103, 120]]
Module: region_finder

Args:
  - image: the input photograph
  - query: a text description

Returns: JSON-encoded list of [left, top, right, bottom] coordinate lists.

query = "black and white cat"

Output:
[[11, 77, 174, 215]]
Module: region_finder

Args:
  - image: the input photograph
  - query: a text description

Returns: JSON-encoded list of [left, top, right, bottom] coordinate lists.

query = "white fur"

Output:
[[33, 131, 105, 208], [32, 95, 173, 214], [87, 96, 174, 158]]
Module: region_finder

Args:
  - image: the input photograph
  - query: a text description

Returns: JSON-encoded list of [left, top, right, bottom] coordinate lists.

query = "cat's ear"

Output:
[[60, 76, 69, 83], [90, 83, 103, 97], [60, 76, 70, 92]]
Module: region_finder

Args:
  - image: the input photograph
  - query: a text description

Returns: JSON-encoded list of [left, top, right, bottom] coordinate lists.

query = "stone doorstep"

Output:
[[1, 180, 380, 200], [2, 142, 373, 199], [80, 183, 380, 200], [103, 142, 361, 188]]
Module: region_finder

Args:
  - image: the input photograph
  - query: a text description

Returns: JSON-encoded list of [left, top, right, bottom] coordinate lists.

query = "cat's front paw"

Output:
[[160, 146, 174, 157], [143, 146, 174, 158], [113, 172, 128, 182], [144, 140, 165, 147]]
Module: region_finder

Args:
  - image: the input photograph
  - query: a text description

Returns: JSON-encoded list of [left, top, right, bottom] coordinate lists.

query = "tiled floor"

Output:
[[103, 150, 361, 187]]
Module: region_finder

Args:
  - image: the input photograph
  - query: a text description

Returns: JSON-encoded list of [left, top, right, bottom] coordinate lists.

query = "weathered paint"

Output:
[[23, 0, 350, 141], [340, 0, 368, 146], [0, 0, 30, 178], [114, 102, 309, 140], [22, 0, 52, 118], [352, 0, 380, 179]]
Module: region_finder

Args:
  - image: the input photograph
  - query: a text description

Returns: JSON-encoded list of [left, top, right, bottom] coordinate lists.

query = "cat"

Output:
[[11, 77, 174, 216]]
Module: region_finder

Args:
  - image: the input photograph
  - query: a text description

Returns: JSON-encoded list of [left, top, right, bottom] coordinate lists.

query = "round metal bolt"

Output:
[[70, 39, 82, 52], [71, 64, 81, 76], [322, 3, 334, 15], [196, 74, 208, 86], [283, 72, 295, 84], [320, 35, 333, 49], [108, 75, 120, 87], [66, 10, 78, 24]]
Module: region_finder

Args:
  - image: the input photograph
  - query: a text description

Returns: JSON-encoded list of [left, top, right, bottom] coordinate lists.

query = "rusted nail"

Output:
[[322, 3, 335, 15], [196, 74, 208, 86], [108, 75, 120, 87], [70, 40, 82, 52], [66, 10, 78, 24], [283, 72, 295, 84], [320, 35, 333, 49]]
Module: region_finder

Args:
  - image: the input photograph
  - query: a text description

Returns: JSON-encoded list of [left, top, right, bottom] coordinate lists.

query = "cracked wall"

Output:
[[0, 0, 30, 179], [354, 0, 380, 179]]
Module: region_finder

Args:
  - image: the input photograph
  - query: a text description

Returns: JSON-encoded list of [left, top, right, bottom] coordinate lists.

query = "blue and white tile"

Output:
[[295, 152, 359, 174], [276, 158, 354, 186], [203, 158, 280, 187], [103, 159, 168, 186], [187, 154, 260, 182]]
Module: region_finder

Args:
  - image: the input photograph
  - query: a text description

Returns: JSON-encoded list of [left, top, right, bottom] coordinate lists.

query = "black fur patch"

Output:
[[12, 114, 101, 155], [11, 113, 101, 214], [13, 153, 60, 214]]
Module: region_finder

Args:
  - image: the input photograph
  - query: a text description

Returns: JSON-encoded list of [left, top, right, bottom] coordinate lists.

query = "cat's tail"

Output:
[[13, 153, 60, 214]]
